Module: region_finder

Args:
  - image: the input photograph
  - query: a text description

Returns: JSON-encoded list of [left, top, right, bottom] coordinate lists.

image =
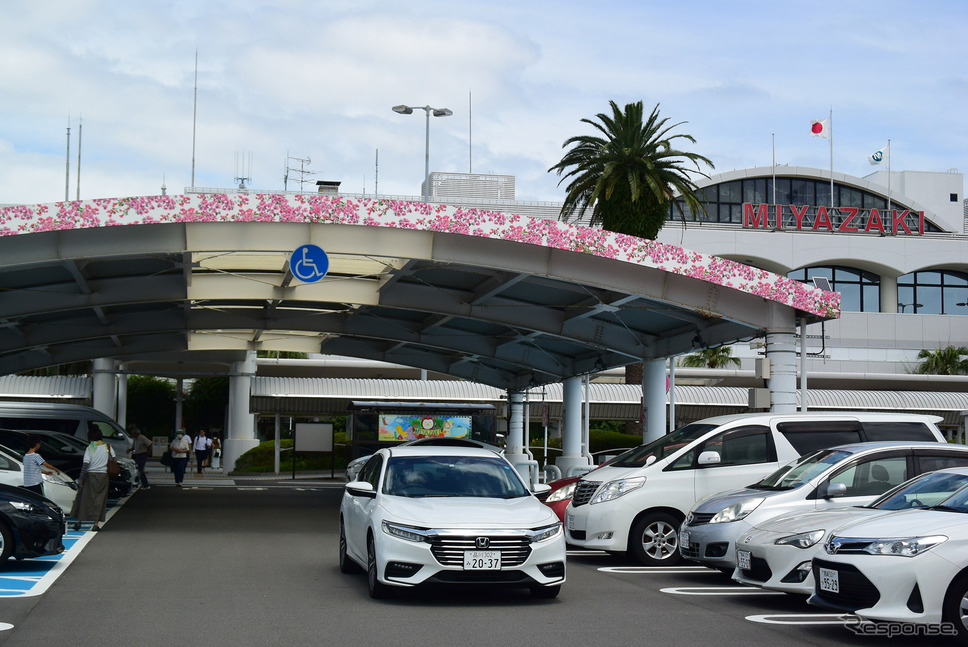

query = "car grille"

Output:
[[685, 512, 716, 526], [811, 559, 880, 611], [680, 539, 700, 559], [571, 481, 601, 507], [738, 556, 773, 583], [429, 535, 532, 567]]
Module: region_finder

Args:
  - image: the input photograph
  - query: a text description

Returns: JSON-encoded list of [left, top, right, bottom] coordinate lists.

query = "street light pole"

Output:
[[392, 104, 453, 202]]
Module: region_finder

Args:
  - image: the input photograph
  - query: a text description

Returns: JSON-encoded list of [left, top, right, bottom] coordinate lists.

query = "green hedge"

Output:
[[231, 438, 352, 473]]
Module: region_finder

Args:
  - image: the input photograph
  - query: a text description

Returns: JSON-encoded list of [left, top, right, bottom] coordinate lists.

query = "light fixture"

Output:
[[391, 103, 453, 202]]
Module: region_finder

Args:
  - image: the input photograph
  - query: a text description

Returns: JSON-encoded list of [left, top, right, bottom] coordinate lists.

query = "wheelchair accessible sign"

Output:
[[289, 244, 329, 283]]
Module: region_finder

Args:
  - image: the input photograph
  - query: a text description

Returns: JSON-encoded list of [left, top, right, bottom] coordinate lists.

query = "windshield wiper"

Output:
[[926, 504, 965, 513]]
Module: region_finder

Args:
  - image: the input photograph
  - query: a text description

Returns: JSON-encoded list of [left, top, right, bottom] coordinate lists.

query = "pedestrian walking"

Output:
[[170, 429, 191, 487], [70, 428, 114, 531], [126, 425, 152, 489], [23, 435, 57, 497], [211, 436, 222, 470], [193, 428, 212, 475]]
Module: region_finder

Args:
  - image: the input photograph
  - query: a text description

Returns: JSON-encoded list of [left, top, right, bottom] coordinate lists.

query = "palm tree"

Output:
[[679, 347, 741, 370], [549, 100, 714, 240], [913, 346, 968, 375]]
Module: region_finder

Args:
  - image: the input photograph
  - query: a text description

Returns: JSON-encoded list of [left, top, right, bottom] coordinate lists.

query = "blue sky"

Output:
[[1, 0, 965, 205]]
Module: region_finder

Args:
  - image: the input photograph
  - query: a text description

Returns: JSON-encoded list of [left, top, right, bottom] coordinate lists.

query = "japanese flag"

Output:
[[810, 119, 830, 139]]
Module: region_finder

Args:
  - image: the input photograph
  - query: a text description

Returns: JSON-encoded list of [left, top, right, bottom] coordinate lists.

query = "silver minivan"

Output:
[[0, 402, 133, 455]]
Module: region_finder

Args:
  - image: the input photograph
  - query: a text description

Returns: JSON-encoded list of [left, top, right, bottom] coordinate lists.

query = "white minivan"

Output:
[[0, 403, 133, 456], [563, 412, 947, 565]]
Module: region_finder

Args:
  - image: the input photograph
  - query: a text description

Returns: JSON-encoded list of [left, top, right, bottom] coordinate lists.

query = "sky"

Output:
[[1, 0, 966, 206]]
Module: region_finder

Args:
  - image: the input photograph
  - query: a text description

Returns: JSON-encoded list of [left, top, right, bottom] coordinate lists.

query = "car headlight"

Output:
[[382, 520, 431, 543], [545, 482, 576, 504], [528, 523, 562, 543], [863, 535, 947, 557], [42, 472, 68, 485], [709, 497, 765, 524], [774, 529, 825, 549], [9, 500, 38, 513], [590, 477, 646, 504]]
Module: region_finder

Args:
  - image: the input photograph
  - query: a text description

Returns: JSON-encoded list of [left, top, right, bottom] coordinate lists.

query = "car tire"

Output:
[[530, 584, 560, 599], [367, 535, 390, 599], [943, 571, 968, 641], [0, 522, 11, 563], [630, 512, 682, 566], [338, 519, 360, 574]]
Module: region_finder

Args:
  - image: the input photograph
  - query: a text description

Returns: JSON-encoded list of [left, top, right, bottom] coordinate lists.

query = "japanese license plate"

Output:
[[737, 549, 751, 571], [566, 513, 576, 531], [680, 530, 690, 547], [819, 567, 840, 593], [464, 550, 501, 570]]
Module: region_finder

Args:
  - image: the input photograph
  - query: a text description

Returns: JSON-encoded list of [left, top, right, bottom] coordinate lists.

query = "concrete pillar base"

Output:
[[555, 455, 593, 478], [222, 438, 260, 474]]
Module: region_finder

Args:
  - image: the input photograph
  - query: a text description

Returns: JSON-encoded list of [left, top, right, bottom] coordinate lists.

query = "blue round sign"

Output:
[[289, 244, 329, 283]]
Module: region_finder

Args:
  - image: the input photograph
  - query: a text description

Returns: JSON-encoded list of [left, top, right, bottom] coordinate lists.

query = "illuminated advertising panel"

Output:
[[379, 414, 472, 442]]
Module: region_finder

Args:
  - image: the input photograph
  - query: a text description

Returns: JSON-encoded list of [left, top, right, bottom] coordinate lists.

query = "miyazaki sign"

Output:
[[742, 203, 925, 235]]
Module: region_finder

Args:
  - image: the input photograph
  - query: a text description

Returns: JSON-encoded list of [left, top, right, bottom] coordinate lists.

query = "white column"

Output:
[[91, 358, 118, 420], [642, 359, 666, 443], [222, 351, 259, 473], [556, 376, 591, 476], [116, 366, 128, 428], [766, 306, 798, 413], [799, 317, 808, 412], [880, 274, 898, 313], [504, 390, 533, 483], [174, 378, 184, 431]]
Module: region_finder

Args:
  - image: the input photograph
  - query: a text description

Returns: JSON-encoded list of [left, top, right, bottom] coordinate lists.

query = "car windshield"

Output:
[[383, 455, 531, 499], [752, 449, 852, 490], [870, 471, 968, 510], [609, 423, 717, 468]]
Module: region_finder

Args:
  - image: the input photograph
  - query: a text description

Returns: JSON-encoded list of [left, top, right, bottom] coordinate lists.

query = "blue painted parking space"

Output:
[[0, 497, 126, 598]]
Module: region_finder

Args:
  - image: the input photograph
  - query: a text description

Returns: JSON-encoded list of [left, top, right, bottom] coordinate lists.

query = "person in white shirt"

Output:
[[69, 428, 114, 531], [193, 428, 213, 475], [170, 429, 191, 487]]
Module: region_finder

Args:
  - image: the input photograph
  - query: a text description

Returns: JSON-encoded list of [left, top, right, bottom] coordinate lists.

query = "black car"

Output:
[[0, 428, 85, 479], [0, 430, 132, 498], [0, 483, 66, 563]]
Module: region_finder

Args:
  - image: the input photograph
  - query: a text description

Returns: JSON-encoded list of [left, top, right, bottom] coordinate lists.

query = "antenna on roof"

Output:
[[285, 154, 314, 191], [235, 151, 252, 190]]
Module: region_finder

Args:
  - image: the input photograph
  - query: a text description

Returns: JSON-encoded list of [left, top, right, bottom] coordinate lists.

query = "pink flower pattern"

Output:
[[0, 194, 840, 318]]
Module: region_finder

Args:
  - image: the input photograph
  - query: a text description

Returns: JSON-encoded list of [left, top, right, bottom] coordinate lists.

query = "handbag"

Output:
[[106, 446, 122, 478]]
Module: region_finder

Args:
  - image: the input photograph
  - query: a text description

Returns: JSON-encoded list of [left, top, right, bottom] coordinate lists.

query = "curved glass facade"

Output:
[[671, 175, 939, 232], [898, 271, 968, 315], [788, 266, 880, 313]]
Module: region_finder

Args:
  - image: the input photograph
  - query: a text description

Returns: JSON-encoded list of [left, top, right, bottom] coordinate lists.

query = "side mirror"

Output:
[[698, 450, 721, 466], [645, 455, 657, 467], [345, 481, 376, 498], [533, 483, 551, 496], [825, 482, 847, 498]]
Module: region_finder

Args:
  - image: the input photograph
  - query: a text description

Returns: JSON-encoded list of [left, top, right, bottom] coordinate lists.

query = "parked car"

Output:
[[543, 452, 631, 523], [564, 412, 946, 565], [0, 483, 66, 563], [0, 402, 133, 456], [734, 466, 968, 596], [339, 445, 565, 599], [807, 480, 968, 641], [681, 441, 968, 571], [343, 437, 503, 482], [0, 445, 76, 512]]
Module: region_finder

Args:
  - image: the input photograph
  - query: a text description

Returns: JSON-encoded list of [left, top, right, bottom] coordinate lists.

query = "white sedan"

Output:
[[807, 477, 968, 641], [734, 467, 968, 595], [339, 446, 565, 599]]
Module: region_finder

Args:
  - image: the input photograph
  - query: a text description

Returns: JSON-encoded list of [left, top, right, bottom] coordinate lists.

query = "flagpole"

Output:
[[772, 132, 776, 219], [887, 138, 892, 212], [828, 107, 834, 207]]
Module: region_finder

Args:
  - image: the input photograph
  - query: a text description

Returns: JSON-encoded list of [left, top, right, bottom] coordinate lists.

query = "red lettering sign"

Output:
[[739, 204, 924, 235]]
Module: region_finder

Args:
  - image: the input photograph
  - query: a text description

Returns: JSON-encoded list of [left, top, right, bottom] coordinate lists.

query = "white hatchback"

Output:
[[339, 446, 565, 599], [807, 479, 968, 641]]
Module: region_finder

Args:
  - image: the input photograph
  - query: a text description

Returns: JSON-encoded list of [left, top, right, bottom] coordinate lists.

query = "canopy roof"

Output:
[[0, 194, 838, 389]]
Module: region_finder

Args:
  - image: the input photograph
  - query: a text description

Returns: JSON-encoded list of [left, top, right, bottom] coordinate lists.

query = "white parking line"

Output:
[[661, 586, 785, 596], [600, 566, 714, 574], [746, 613, 855, 625]]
